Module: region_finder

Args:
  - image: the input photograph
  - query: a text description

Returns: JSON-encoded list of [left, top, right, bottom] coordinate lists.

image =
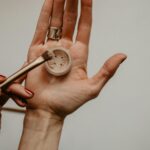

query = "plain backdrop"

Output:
[[0, 0, 150, 150]]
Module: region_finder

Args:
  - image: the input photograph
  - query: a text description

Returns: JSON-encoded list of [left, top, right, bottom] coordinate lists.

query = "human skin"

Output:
[[0, 75, 34, 128], [0, 75, 34, 109], [19, 0, 127, 150]]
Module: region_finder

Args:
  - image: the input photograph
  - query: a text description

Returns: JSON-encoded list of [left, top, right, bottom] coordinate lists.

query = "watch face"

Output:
[[45, 47, 72, 76]]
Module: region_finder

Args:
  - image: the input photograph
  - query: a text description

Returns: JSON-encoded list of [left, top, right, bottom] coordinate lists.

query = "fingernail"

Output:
[[25, 88, 34, 97]]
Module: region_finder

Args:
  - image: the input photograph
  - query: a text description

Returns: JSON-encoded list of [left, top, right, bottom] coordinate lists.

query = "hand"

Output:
[[19, 0, 127, 149], [0, 75, 34, 108], [25, 0, 127, 118]]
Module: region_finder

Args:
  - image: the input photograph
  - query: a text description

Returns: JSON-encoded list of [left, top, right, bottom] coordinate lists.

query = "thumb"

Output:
[[90, 53, 127, 95]]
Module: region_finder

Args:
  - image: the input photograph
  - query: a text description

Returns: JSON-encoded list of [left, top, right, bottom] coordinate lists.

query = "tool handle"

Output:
[[0, 56, 45, 89]]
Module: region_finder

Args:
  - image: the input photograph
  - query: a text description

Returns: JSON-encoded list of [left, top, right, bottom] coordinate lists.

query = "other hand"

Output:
[[25, 0, 127, 118]]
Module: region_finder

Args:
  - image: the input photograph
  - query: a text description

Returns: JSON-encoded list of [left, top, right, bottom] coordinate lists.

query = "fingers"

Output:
[[0, 75, 6, 83], [76, 0, 92, 45], [31, 0, 54, 45], [47, 0, 65, 42], [6, 83, 34, 100], [11, 96, 27, 107], [0, 62, 33, 107], [7, 84, 34, 107], [1, 82, 34, 107], [50, 0, 65, 28], [89, 53, 127, 97], [62, 0, 78, 40], [0, 75, 31, 107]]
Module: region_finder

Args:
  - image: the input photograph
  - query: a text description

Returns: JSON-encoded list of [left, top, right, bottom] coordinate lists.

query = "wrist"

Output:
[[24, 108, 64, 131], [19, 109, 64, 150]]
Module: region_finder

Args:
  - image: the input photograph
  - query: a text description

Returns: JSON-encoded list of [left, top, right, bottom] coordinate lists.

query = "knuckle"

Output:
[[54, 0, 65, 7], [64, 12, 77, 23], [37, 22, 48, 31], [7, 83, 18, 93], [82, 0, 92, 7], [41, 10, 49, 18], [101, 63, 114, 79], [7, 86, 13, 93], [101, 68, 111, 79], [88, 85, 100, 99]]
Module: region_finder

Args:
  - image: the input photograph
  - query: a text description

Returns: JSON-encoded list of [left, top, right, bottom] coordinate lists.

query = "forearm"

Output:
[[19, 109, 64, 150]]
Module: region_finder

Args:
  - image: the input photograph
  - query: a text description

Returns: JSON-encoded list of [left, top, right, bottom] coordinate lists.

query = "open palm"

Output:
[[25, 0, 126, 118]]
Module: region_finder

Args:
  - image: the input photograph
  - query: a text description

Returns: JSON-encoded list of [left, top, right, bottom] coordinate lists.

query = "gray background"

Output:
[[0, 0, 150, 150]]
